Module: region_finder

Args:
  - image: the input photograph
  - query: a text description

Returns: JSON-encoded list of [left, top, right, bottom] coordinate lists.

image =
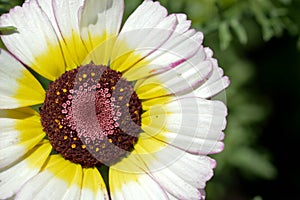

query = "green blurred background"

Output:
[[1, 0, 300, 199]]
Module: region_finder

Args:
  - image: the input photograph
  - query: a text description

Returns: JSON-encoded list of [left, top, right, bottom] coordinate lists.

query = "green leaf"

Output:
[[97, 165, 110, 190], [31, 104, 43, 114], [28, 68, 51, 91], [0, 26, 17, 35], [0, 0, 13, 3], [230, 148, 277, 180], [230, 18, 248, 44], [219, 21, 232, 50]]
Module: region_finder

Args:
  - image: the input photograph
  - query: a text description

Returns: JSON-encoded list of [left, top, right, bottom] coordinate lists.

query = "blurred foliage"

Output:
[[0, 26, 17, 35], [0, 0, 22, 13], [1, 0, 299, 199], [158, 0, 299, 50]]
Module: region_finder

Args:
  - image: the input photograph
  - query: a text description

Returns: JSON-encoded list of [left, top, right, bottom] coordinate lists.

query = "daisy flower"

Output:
[[0, 0, 230, 199]]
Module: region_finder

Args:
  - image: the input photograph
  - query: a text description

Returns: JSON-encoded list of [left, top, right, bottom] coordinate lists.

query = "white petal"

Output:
[[16, 155, 83, 200], [111, 136, 217, 199], [193, 49, 230, 98], [110, 168, 168, 200], [124, 30, 204, 81], [150, 168, 201, 200], [52, 0, 89, 68], [0, 116, 45, 169], [16, 171, 60, 199], [80, 168, 109, 200], [0, 49, 45, 109], [142, 97, 227, 154], [160, 152, 216, 189], [15, 170, 65, 200], [154, 132, 224, 155], [0, 145, 25, 170], [114, 5, 203, 81], [80, 0, 124, 65], [0, 142, 51, 199], [0, 1, 66, 80], [35, 0, 84, 69], [137, 139, 215, 199], [80, 0, 124, 33], [63, 184, 81, 200], [130, 139, 207, 200], [52, 0, 84, 37], [34, 0, 60, 34], [135, 48, 212, 99], [174, 14, 192, 33], [120, 0, 168, 31], [110, 1, 177, 73]]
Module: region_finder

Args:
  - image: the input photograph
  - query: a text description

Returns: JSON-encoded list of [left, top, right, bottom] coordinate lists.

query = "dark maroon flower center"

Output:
[[40, 63, 142, 167]]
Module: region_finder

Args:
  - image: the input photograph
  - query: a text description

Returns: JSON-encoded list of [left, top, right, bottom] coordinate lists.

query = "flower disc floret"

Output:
[[40, 63, 142, 167]]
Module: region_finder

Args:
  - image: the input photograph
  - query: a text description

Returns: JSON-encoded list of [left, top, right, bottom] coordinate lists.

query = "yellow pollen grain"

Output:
[[82, 145, 86, 149], [62, 89, 67, 93], [83, 74, 87, 79], [73, 137, 77, 141], [79, 77, 82, 82], [119, 88, 124, 92], [119, 96, 123, 100], [71, 144, 76, 148], [95, 147, 100, 152], [111, 86, 115, 91], [134, 110, 139, 115], [64, 135, 68, 140], [55, 119, 60, 124], [126, 103, 129, 107], [56, 91, 60, 95], [91, 72, 95, 77], [59, 125, 63, 129], [108, 139, 113, 143], [55, 99, 59, 104]]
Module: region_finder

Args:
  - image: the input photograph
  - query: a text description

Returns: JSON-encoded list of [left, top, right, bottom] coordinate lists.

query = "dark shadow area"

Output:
[[247, 34, 300, 199]]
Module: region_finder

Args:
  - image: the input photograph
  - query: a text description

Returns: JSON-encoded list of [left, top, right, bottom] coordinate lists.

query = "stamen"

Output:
[[40, 63, 142, 167]]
